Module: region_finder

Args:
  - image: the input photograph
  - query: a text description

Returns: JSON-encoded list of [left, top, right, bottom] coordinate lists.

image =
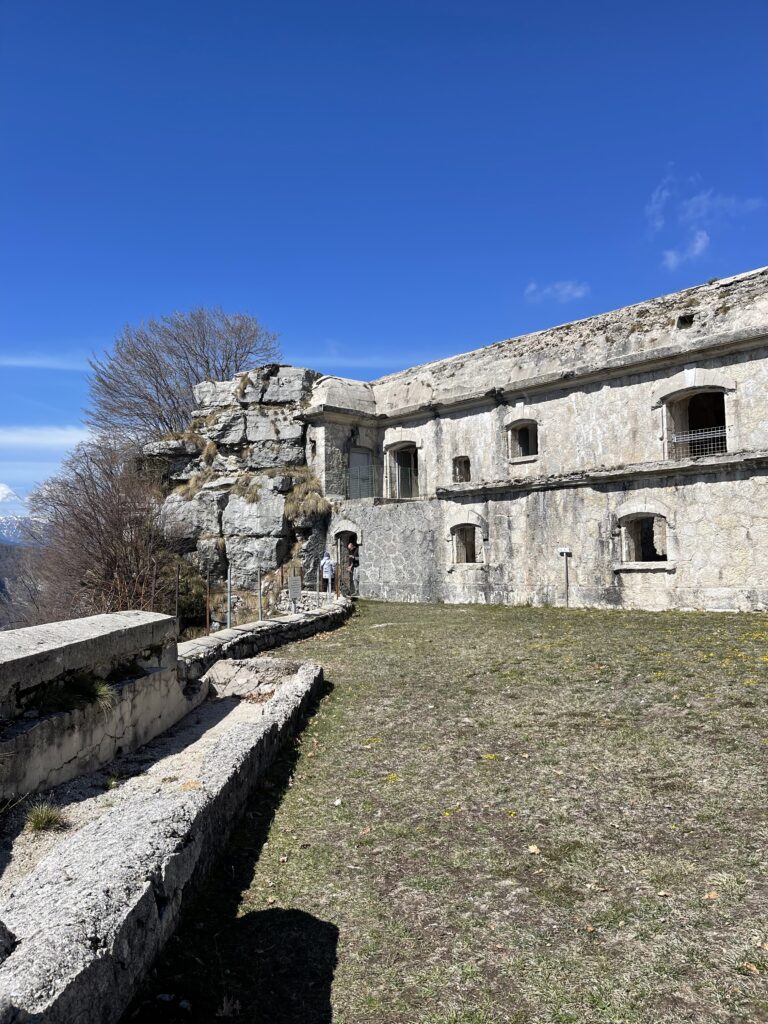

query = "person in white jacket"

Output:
[[320, 551, 335, 594]]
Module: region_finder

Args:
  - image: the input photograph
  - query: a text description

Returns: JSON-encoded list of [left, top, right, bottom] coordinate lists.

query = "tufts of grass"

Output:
[[201, 440, 218, 465], [284, 474, 331, 521], [231, 472, 262, 503], [235, 373, 252, 401], [26, 800, 66, 833], [175, 468, 216, 500], [29, 673, 118, 715]]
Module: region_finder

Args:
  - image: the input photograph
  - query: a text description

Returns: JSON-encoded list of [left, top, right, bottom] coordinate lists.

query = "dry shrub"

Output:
[[232, 473, 262, 503], [284, 474, 331, 521], [201, 441, 218, 465], [175, 468, 216, 500]]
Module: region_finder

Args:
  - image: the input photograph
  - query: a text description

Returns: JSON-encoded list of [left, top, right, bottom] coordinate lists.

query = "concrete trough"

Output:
[[0, 656, 323, 1024]]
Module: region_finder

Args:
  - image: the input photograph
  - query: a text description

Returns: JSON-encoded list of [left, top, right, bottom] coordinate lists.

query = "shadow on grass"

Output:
[[123, 678, 338, 1024]]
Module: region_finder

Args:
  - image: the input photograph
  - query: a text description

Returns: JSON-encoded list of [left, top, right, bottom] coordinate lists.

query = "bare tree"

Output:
[[25, 443, 183, 622], [87, 308, 280, 442]]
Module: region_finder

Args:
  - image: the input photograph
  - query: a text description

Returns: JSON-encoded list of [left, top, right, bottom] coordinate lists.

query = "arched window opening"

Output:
[[391, 445, 419, 498], [621, 515, 668, 563], [508, 421, 539, 459], [452, 524, 481, 564], [666, 391, 726, 459], [453, 456, 471, 483]]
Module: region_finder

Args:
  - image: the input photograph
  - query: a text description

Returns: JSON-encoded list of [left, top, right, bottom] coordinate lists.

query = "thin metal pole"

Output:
[[564, 554, 570, 608], [175, 563, 180, 623], [257, 567, 263, 621], [226, 564, 232, 629], [317, 564, 321, 608], [205, 571, 210, 634]]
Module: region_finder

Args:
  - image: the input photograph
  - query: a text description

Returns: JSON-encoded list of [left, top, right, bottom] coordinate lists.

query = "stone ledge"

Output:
[[0, 612, 176, 718], [0, 657, 324, 1024], [177, 597, 353, 683]]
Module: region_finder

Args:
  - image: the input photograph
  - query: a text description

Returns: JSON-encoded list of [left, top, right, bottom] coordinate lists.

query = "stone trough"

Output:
[[0, 655, 323, 1024]]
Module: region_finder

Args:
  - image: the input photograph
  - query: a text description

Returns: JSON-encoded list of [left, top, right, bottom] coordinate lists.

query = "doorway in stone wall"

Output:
[[335, 530, 358, 594]]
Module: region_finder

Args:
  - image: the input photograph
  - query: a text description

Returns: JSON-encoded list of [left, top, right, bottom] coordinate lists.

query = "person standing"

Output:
[[347, 540, 360, 595], [320, 551, 335, 594]]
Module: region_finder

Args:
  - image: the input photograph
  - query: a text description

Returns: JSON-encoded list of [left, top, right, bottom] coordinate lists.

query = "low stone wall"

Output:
[[177, 595, 352, 683], [0, 612, 204, 800], [0, 657, 324, 1024]]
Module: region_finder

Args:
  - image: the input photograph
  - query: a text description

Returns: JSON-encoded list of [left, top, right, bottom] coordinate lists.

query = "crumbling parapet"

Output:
[[0, 611, 208, 800]]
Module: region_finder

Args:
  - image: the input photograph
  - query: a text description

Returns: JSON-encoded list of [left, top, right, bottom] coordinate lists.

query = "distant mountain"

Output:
[[0, 515, 29, 545], [0, 484, 31, 545]]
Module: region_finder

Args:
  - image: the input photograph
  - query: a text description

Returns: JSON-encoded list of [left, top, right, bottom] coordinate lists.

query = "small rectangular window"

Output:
[[623, 516, 667, 562], [454, 525, 478, 563], [453, 456, 471, 483], [676, 313, 695, 329]]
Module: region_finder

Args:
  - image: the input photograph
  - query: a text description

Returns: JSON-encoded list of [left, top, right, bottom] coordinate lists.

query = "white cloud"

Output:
[[524, 280, 590, 304], [679, 189, 765, 225], [0, 426, 90, 449], [645, 174, 674, 233], [648, 171, 764, 270], [0, 355, 90, 371], [662, 229, 710, 271]]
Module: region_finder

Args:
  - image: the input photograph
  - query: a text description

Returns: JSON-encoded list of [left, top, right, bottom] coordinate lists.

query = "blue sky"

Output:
[[1, 0, 766, 499]]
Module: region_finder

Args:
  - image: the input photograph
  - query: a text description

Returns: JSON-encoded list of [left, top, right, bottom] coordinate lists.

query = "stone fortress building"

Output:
[[148, 267, 768, 612]]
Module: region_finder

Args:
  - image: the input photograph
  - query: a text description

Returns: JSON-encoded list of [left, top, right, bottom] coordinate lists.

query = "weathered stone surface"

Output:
[[0, 612, 176, 719], [162, 490, 226, 550], [262, 366, 321, 404], [205, 409, 246, 445], [177, 597, 352, 681], [141, 438, 200, 459], [222, 492, 286, 537], [195, 536, 227, 577], [0, 657, 324, 1024], [245, 409, 303, 444], [226, 536, 289, 588], [192, 379, 237, 407], [245, 440, 306, 469]]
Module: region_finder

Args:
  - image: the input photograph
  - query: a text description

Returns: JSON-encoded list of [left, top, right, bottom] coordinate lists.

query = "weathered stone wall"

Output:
[[145, 267, 768, 612], [331, 466, 768, 611], [146, 365, 329, 589], [0, 612, 209, 799], [177, 596, 352, 683]]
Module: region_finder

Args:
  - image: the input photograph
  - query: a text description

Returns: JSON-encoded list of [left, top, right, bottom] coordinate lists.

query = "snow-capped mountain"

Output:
[[0, 485, 30, 545]]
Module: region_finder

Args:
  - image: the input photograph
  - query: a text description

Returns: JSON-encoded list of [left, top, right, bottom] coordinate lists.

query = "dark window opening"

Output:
[[393, 446, 419, 498], [676, 313, 695, 329], [623, 515, 667, 562], [453, 456, 471, 483], [509, 422, 539, 458], [453, 525, 479, 563], [667, 391, 726, 458]]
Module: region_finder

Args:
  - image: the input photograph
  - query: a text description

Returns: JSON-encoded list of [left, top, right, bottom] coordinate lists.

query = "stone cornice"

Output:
[[434, 449, 768, 499], [301, 326, 768, 427]]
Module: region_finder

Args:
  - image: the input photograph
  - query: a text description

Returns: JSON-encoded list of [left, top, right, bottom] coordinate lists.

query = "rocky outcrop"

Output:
[[144, 364, 328, 593]]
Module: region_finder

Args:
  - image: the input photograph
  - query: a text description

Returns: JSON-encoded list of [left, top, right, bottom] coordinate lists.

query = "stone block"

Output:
[[162, 490, 226, 550], [221, 492, 286, 537]]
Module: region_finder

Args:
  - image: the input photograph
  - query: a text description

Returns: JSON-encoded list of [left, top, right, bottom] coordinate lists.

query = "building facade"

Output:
[[310, 268, 768, 610], [150, 268, 768, 612]]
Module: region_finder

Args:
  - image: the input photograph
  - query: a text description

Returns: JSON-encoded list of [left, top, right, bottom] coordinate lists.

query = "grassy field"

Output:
[[128, 601, 768, 1024]]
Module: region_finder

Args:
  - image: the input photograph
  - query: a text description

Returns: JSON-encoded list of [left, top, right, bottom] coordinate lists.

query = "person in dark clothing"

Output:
[[347, 540, 360, 594]]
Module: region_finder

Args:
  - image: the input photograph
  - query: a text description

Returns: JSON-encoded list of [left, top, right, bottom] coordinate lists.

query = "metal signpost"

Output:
[[558, 547, 572, 607]]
